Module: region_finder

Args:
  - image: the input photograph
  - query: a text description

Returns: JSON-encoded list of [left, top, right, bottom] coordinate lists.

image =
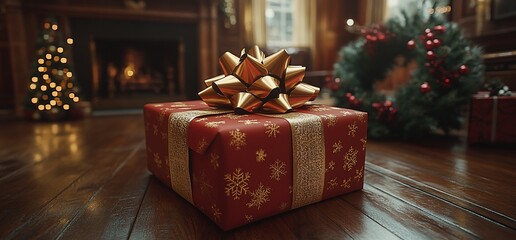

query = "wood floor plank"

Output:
[[344, 184, 476, 239], [366, 147, 516, 229], [54, 144, 150, 240], [0, 116, 144, 238], [4, 142, 143, 239], [365, 168, 516, 239]]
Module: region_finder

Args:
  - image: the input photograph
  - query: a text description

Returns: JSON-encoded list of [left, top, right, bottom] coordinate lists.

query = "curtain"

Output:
[[243, 0, 267, 47]]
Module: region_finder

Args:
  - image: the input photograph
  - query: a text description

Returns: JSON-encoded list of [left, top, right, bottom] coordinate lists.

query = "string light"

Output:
[[63, 104, 70, 110], [66, 72, 73, 77], [43, 74, 49, 80], [38, 105, 45, 110], [69, 93, 75, 98], [67, 38, 74, 44], [56, 86, 62, 91], [73, 97, 79, 102], [32, 77, 38, 83], [67, 83, 73, 88], [42, 95, 48, 100], [50, 100, 56, 106], [50, 82, 56, 88], [57, 47, 64, 53], [41, 85, 47, 91], [54, 56, 60, 62], [52, 91, 58, 97], [31, 98, 38, 104], [51, 24, 58, 30], [38, 59, 44, 64], [38, 67, 45, 72], [45, 54, 52, 60], [45, 104, 51, 110], [44, 22, 50, 29], [60, 57, 67, 63], [30, 84, 36, 90]]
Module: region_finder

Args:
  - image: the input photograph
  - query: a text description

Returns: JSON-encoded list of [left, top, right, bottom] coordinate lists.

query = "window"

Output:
[[265, 0, 294, 47]]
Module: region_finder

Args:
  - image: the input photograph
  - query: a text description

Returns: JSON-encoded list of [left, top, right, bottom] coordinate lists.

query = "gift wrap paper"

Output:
[[144, 101, 368, 230]]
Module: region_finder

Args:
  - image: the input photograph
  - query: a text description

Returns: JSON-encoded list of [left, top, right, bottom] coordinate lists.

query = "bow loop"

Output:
[[199, 46, 319, 113]]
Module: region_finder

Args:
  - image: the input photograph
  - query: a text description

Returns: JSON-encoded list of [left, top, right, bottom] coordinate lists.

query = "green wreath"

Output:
[[330, 6, 484, 139]]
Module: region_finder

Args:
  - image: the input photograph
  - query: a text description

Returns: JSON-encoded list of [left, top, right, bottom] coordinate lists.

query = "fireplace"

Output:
[[71, 18, 199, 110], [91, 38, 184, 108]]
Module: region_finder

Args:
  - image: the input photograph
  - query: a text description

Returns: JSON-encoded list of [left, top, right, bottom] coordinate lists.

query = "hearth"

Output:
[[71, 18, 198, 110]]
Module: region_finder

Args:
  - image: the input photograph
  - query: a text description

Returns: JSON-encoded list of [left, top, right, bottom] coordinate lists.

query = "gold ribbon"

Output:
[[265, 112, 326, 209], [199, 46, 320, 113], [168, 109, 231, 204], [169, 108, 326, 209]]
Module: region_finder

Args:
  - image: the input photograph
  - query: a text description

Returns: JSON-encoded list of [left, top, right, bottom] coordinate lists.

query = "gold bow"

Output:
[[198, 46, 320, 113]]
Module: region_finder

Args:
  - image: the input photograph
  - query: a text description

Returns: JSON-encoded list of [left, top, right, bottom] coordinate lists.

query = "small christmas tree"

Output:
[[25, 17, 82, 120]]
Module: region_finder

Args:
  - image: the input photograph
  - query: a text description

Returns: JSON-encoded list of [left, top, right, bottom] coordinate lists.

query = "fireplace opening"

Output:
[[91, 39, 184, 109]]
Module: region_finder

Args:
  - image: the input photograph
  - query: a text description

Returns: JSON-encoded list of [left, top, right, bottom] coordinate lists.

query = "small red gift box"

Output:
[[468, 92, 516, 144], [143, 100, 367, 230]]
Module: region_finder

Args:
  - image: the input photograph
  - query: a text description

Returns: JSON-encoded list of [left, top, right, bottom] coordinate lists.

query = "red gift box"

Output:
[[468, 92, 516, 144], [143, 100, 368, 230]]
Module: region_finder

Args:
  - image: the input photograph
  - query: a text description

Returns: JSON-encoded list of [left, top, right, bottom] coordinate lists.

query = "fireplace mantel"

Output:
[[3, 0, 220, 115]]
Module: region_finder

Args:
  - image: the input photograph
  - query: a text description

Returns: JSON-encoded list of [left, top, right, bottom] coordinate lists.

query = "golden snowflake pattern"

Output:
[[153, 152, 161, 168], [229, 129, 246, 150], [348, 121, 358, 137], [279, 202, 288, 210], [344, 146, 358, 171], [224, 168, 251, 200], [341, 177, 352, 189], [332, 140, 343, 153], [326, 160, 335, 172], [327, 177, 339, 190], [256, 148, 267, 162], [322, 114, 338, 127], [264, 121, 280, 138], [158, 110, 167, 122], [238, 119, 260, 125], [217, 113, 248, 119], [197, 171, 213, 196], [211, 204, 222, 222], [153, 124, 158, 135], [360, 138, 367, 151], [341, 110, 352, 116], [357, 112, 367, 123], [205, 121, 226, 128], [210, 152, 220, 169], [270, 160, 287, 181], [308, 106, 330, 112], [197, 137, 208, 152], [354, 167, 364, 182], [195, 117, 207, 122], [246, 183, 271, 209], [245, 214, 254, 222]]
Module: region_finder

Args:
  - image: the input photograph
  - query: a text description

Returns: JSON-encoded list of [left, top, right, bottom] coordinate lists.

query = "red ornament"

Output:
[[407, 40, 416, 50], [441, 78, 451, 88], [425, 32, 434, 40], [432, 39, 441, 47], [425, 28, 432, 33], [377, 33, 385, 41], [459, 64, 469, 74], [426, 51, 436, 60], [420, 82, 431, 93], [425, 40, 434, 50], [433, 25, 446, 33]]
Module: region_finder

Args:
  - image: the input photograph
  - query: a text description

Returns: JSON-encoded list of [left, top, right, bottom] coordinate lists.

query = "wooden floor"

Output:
[[1, 114, 515, 239]]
